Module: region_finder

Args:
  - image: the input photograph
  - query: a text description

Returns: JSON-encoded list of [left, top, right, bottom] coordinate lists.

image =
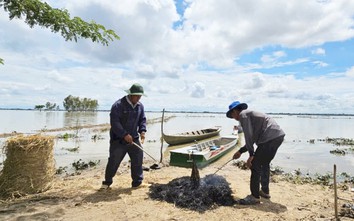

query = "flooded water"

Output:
[[0, 110, 353, 175]]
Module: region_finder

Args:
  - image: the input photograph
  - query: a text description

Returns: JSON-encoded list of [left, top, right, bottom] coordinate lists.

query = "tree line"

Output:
[[34, 102, 59, 111], [63, 95, 98, 111], [35, 95, 98, 111]]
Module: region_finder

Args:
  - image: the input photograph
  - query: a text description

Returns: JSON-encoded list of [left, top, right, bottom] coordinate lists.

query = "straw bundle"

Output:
[[0, 134, 55, 198]]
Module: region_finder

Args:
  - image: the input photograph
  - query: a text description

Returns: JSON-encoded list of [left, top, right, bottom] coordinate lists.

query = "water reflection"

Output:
[[44, 111, 61, 130], [63, 112, 99, 128]]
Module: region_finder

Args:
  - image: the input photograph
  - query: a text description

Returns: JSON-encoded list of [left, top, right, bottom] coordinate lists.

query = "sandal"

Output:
[[259, 190, 271, 199], [99, 184, 110, 190], [238, 195, 260, 205]]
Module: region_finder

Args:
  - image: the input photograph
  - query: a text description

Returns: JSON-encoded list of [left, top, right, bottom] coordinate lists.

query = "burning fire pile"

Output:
[[149, 162, 236, 212]]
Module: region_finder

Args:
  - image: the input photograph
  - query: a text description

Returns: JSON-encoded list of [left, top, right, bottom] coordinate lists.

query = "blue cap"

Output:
[[226, 101, 248, 118]]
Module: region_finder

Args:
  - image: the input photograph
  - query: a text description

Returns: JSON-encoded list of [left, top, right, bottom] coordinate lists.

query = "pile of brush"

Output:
[[149, 161, 235, 212]]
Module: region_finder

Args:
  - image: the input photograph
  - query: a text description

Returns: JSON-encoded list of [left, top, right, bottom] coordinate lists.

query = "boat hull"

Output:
[[169, 135, 238, 168], [163, 127, 221, 145]]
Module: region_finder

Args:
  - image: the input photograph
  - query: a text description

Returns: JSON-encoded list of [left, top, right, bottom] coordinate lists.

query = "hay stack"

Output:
[[0, 134, 55, 198]]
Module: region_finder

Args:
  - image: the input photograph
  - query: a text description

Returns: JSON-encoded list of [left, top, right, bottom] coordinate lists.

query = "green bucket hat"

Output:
[[125, 83, 147, 96]]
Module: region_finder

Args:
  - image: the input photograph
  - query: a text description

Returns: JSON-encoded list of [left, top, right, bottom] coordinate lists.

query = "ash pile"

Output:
[[340, 203, 354, 218], [149, 163, 236, 212]]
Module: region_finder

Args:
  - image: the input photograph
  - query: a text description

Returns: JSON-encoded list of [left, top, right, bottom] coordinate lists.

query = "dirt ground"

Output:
[[0, 152, 353, 221]]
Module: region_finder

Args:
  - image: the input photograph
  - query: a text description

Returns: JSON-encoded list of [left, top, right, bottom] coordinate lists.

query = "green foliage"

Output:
[[45, 101, 57, 110], [327, 137, 354, 156], [72, 159, 100, 171], [57, 159, 100, 174], [34, 104, 45, 110], [56, 166, 68, 175], [326, 137, 354, 146], [330, 148, 346, 155], [57, 132, 77, 140], [0, 0, 120, 63], [34, 102, 57, 111], [63, 95, 98, 111], [0, 0, 120, 46]]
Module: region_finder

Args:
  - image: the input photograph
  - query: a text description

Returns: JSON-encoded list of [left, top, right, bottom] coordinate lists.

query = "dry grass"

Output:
[[0, 134, 55, 198]]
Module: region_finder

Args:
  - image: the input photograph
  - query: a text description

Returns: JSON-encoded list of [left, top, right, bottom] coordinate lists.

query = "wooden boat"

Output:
[[163, 127, 221, 145], [169, 135, 238, 168]]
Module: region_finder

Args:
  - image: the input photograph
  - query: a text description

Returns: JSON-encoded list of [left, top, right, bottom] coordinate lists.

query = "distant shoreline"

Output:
[[1, 108, 354, 116]]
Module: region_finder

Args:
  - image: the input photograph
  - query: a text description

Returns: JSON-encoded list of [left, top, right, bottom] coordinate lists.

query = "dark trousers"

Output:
[[250, 136, 284, 198], [102, 139, 143, 187]]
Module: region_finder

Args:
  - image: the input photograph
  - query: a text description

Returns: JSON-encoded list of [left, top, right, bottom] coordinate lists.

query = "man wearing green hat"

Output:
[[101, 83, 148, 189], [226, 101, 285, 205]]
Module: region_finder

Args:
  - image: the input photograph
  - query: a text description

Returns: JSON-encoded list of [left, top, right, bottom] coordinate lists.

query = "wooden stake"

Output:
[[160, 108, 165, 163], [334, 164, 338, 220]]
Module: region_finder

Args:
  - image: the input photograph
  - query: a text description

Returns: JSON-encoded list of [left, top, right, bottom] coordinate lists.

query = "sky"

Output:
[[1, 0, 354, 114]]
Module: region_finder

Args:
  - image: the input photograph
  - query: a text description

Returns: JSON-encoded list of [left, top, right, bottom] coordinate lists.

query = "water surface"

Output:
[[0, 110, 353, 175]]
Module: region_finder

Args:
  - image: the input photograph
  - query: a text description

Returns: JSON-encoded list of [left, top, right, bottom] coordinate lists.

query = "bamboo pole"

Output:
[[334, 164, 338, 220], [159, 108, 165, 163]]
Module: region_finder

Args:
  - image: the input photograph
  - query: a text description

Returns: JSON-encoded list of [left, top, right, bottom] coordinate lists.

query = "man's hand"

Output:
[[124, 134, 133, 144], [246, 156, 254, 168], [140, 132, 145, 144], [233, 151, 242, 160]]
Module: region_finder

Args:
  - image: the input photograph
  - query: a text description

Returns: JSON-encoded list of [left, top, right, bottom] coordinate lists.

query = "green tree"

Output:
[[45, 101, 57, 110], [63, 95, 74, 111], [34, 104, 45, 111], [0, 0, 120, 63], [63, 95, 98, 111]]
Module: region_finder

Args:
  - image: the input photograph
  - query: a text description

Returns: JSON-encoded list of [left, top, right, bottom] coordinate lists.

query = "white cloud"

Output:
[[190, 82, 205, 98], [345, 66, 354, 77], [1, 0, 354, 113], [245, 73, 266, 89], [46, 71, 74, 84], [312, 48, 326, 55], [312, 61, 329, 68], [261, 51, 286, 64]]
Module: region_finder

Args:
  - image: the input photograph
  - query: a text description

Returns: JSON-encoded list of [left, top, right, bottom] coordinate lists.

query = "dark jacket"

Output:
[[109, 96, 147, 142]]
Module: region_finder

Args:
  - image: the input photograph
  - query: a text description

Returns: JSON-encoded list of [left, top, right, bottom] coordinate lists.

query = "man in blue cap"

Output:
[[226, 101, 285, 205], [100, 83, 148, 189]]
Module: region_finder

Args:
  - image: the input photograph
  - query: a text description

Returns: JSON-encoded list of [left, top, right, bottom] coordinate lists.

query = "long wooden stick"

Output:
[[160, 108, 165, 163], [334, 164, 338, 220], [132, 142, 159, 162], [213, 159, 234, 175]]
